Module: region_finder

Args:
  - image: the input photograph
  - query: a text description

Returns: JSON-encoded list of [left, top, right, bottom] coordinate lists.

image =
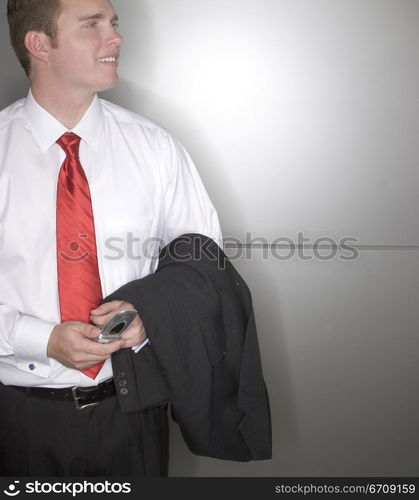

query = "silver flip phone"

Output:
[[95, 309, 138, 343]]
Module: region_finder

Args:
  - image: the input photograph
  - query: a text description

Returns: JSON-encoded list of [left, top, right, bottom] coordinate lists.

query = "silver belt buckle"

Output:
[[72, 386, 100, 410]]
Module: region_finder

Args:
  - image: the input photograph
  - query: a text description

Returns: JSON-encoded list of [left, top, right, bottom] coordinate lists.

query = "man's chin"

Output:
[[97, 77, 119, 93]]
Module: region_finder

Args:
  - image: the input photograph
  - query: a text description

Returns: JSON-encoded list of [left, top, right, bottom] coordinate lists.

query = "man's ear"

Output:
[[24, 31, 53, 64]]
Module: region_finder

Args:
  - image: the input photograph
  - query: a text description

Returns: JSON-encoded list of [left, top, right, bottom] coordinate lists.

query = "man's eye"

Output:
[[85, 21, 98, 28], [112, 22, 119, 28]]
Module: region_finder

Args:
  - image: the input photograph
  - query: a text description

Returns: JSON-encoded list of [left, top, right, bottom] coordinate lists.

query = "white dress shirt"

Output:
[[0, 90, 222, 388]]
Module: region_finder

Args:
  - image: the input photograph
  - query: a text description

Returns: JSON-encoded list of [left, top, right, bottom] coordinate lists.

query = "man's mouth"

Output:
[[97, 56, 118, 63]]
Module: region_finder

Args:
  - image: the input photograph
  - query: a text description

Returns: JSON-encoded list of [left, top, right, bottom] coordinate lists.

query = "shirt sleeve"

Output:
[[160, 133, 223, 248], [0, 304, 55, 378]]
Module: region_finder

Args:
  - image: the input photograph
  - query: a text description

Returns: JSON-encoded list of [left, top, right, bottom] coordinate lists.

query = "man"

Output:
[[0, 0, 222, 476]]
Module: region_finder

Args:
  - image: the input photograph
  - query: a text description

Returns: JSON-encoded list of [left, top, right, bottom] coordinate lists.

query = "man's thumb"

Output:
[[82, 324, 101, 339]]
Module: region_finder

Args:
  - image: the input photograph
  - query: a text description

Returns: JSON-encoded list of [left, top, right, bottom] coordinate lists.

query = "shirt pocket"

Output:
[[102, 216, 158, 263], [99, 216, 160, 294]]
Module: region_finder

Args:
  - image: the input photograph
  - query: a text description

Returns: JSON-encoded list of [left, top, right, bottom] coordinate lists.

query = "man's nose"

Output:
[[109, 30, 123, 47]]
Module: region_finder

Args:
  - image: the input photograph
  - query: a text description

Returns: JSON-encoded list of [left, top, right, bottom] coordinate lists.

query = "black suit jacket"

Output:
[[107, 234, 271, 461]]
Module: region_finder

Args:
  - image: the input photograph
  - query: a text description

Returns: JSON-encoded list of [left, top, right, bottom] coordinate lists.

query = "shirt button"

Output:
[[28, 363, 36, 371]]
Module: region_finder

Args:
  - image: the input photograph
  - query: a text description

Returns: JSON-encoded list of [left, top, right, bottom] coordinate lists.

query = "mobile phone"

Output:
[[95, 309, 138, 343]]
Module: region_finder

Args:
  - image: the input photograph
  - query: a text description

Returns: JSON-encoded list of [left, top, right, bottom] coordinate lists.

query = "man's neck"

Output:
[[30, 84, 95, 130]]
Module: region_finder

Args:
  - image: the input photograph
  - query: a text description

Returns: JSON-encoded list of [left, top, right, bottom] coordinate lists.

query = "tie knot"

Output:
[[57, 132, 81, 158]]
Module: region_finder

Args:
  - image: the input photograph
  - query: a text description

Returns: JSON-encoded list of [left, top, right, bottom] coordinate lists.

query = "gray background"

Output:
[[1, 0, 418, 476]]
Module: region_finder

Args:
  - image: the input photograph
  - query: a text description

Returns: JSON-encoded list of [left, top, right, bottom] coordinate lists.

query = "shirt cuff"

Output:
[[132, 338, 150, 354], [13, 315, 55, 378]]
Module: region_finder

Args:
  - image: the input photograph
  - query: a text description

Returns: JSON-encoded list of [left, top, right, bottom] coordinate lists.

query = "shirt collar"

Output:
[[23, 89, 103, 153]]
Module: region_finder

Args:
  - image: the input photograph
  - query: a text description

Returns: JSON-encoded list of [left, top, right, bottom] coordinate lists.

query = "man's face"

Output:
[[47, 0, 123, 96]]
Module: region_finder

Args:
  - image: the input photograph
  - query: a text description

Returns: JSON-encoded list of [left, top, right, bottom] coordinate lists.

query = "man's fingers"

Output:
[[89, 311, 114, 328], [90, 300, 124, 316], [120, 321, 140, 340], [80, 323, 101, 339], [119, 319, 147, 348], [101, 339, 124, 354], [90, 310, 135, 327], [70, 337, 123, 370], [80, 336, 123, 356], [90, 302, 138, 330]]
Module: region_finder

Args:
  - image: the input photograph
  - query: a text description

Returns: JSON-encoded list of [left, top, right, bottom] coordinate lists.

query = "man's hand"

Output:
[[47, 321, 123, 370], [90, 300, 147, 349]]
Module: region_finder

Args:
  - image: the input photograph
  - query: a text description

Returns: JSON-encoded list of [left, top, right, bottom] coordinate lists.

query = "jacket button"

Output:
[[118, 379, 127, 387], [116, 372, 125, 380], [120, 388, 128, 396]]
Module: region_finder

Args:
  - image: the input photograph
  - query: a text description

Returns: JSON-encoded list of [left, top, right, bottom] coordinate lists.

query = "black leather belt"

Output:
[[11, 378, 115, 410]]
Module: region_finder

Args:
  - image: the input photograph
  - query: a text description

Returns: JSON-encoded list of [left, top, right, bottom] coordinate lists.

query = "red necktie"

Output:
[[56, 132, 103, 379]]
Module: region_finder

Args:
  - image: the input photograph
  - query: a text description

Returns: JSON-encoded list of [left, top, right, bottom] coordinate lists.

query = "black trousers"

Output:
[[0, 382, 169, 477]]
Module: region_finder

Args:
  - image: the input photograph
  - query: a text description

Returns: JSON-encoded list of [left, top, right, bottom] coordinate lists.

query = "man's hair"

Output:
[[7, 0, 61, 77]]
